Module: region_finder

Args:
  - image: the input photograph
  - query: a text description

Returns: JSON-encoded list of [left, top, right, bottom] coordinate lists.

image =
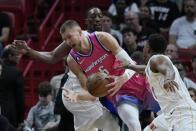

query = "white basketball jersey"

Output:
[[62, 70, 103, 131], [145, 55, 196, 116]]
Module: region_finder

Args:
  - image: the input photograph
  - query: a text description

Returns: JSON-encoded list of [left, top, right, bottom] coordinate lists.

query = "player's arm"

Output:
[[96, 32, 136, 95], [115, 63, 146, 76], [150, 56, 179, 92], [64, 55, 96, 101], [12, 40, 71, 64]]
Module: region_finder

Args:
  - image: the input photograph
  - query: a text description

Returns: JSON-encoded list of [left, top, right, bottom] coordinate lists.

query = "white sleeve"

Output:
[[169, 19, 179, 35], [115, 49, 135, 79]]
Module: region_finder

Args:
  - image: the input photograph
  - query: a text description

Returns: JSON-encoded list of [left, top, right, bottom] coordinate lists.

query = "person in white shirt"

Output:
[[169, 0, 196, 49], [117, 34, 196, 131]]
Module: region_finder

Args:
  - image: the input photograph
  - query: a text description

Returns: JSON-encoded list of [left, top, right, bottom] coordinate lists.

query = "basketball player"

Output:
[[61, 8, 120, 131], [61, 20, 160, 131], [117, 34, 196, 131], [12, 7, 121, 131]]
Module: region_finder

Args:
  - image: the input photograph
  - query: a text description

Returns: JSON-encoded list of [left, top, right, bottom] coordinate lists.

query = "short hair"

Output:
[[86, 7, 101, 18], [173, 61, 186, 71], [60, 20, 80, 34], [131, 51, 143, 64], [102, 11, 113, 20], [2, 45, 15, 59], [188, 87, 196, 95], [37, 81, 53, 97], [148, 34, 167, 54], [122, 27, 138, 36]]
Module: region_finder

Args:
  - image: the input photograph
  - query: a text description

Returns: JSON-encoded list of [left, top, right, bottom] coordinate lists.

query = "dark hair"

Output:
[[60, 20, 80, 34], [188, 87, 196, 95], [140, 5, 152, 15], [2, 45, 15, 59], [131, 51, 143, 64], [192, 55, 196, 61], [102, 11, 113, 19], [122, 27, 138, 36], [148, 34, 167, 54], [173, 61, 186, 71], [37, 81, 52, 97]]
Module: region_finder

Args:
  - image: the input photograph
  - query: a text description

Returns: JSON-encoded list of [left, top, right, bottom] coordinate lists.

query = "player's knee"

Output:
[[126, 119, 141, 130]]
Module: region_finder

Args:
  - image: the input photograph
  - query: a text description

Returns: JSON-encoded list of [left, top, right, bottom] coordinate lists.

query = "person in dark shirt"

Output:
[[0, 12, 11, 57], [0, 45, 24, 128], [146, 0, 180, 33]]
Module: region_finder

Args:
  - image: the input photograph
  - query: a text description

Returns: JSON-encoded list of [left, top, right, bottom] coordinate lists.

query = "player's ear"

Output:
[[78, 29, 82, 36]]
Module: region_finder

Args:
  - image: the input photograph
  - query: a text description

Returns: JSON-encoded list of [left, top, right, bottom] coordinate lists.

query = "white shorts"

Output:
[[167, 104, 196, 131], [144, 102, 196, 131], [143, 114, 168, 131], [62, 90, 103, 131]]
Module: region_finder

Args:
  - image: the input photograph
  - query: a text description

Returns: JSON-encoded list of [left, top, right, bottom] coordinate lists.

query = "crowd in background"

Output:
[[0, 0, 196, 131]]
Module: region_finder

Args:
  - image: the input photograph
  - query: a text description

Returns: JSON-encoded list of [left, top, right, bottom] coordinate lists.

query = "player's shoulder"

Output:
[[95, 32, 113, 43], [150, 55, 169, 65]]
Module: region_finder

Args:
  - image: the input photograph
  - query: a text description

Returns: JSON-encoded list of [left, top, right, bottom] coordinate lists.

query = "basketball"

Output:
[[86, 72, 111, 97]]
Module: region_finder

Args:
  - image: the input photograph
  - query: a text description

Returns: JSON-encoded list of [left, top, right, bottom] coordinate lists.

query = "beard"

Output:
[[186, 11, 195, 17]]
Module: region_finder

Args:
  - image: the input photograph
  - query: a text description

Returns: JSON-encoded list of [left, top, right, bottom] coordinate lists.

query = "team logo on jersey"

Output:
[[76, 56, 80, 61]]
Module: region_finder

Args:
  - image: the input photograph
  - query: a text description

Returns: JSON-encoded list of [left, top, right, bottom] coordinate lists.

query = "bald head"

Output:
[[86, 7, 103, 32]]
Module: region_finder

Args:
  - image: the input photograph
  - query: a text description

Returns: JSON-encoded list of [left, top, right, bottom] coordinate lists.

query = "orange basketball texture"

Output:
[[86, 72, 111, 97]]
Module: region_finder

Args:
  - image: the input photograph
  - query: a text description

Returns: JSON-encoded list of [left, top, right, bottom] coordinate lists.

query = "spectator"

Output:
[[108, 0, 128, 30], [170, 0, 183, 12], [108, 0, 139, 16], [102, 11, 123, 46], [124, 11, 156, 51], [122, 27, 139, 55], [23, 81, 60, 131], [146, 0, 180, 34], [188, 88, 196, 102], [165, 44, 179, 62], [0, 59, 16, 131], [0, 12, 11, 57], [131, 51, 144, 65], [174, 61, 196, 89], [139, 5, 160, 33], [186, 55, 196, 83], [0, 45, 24, 128], [169, 0, 196, 49]]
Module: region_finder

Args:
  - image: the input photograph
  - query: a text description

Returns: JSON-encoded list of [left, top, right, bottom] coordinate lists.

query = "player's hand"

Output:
[[12, 40, 30, 54], [163, 79, 179, 92], [106, 74, 128, 96], [115, 63, 134, 70], [62, 88, 78, 102]]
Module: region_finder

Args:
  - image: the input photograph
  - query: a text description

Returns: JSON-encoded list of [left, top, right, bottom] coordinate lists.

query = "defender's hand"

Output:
[[163, 79, 179, 92], [62, 88, 78, 102], [12, 40, 30, 54], [106, 73, 128, 96]]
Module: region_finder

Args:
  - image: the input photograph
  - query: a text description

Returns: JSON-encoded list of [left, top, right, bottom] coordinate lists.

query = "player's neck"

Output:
[[79, 36, 91, 55]]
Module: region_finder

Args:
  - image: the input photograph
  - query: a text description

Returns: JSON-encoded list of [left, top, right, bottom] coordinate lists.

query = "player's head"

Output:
[[143, 34, 167, 63], [86, 7, 103, 32], [37, 81, 53, 106], [60, 20, 83, 51]]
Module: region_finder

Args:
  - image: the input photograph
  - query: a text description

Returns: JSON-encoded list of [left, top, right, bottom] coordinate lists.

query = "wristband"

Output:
[[124, 69, 135, 80]]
